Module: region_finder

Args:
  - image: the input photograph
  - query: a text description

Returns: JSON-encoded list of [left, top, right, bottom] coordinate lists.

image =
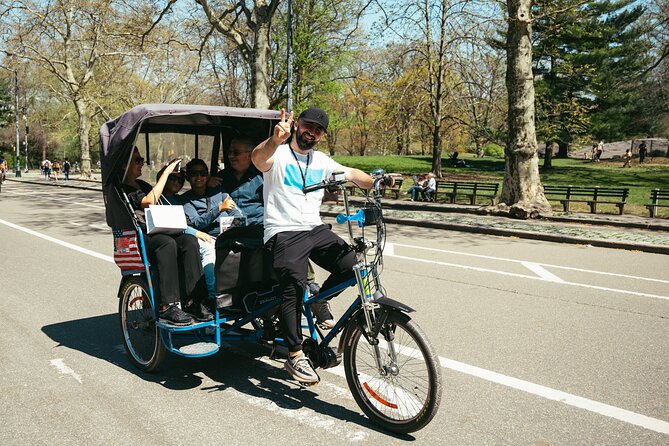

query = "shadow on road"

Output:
[[41, 314, 413, 440]]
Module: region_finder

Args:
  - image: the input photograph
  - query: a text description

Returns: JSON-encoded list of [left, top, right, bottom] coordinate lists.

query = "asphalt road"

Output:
[[0, 181, 668, 445]]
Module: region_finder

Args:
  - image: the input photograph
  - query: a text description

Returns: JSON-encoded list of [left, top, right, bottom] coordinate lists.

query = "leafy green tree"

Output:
[[0, 75, 12, 129], [533, 0, 652, 154]]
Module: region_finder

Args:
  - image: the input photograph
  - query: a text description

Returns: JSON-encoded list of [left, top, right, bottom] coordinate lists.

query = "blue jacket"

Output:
[[216, 165, 264, 226], [181, 189, 242, 237]]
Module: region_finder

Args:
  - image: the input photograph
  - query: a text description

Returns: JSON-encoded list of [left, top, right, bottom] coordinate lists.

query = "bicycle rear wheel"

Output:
[[343, 310, 442, 433], [119, 276, 167, 372]]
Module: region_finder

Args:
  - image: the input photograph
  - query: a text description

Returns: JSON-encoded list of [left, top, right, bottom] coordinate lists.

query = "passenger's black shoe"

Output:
[[185, 302, 214, 322], [159, 305, 194, 326]]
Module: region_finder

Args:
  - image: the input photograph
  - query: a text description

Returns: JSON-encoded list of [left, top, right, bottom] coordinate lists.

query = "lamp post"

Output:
[[23, 108, 28, 172], [286, 0, 294, 113]]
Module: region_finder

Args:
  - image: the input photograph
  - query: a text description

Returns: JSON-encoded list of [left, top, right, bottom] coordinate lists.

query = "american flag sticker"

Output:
[[112, 229, 145, 272]]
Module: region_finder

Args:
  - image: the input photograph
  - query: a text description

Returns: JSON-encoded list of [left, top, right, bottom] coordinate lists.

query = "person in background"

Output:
[[596, 141, 604, 162], [53, 160, 60, 181], [623, 148, 633, 168], [638, 141, 648, 164], [63, 158, 71, 181], [407, 174, 427, 201]]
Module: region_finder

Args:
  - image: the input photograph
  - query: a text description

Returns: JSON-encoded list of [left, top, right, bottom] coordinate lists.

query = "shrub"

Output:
[[483, 143, 504, 158]]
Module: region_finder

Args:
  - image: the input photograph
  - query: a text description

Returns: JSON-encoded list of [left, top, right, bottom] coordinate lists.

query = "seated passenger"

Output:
[[121, 148, 212, 325], [181, 159, 240, 303], [155, 164, 186, 204]]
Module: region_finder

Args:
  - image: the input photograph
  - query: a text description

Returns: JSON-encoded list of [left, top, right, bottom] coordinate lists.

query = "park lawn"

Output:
[[331, 154, 669, 216]]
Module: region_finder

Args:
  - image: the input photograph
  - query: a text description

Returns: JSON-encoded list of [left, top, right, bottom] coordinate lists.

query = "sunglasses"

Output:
[[132, 157, 145, 165], [229, 150, 250, 156], [188, 170, 208, 177]]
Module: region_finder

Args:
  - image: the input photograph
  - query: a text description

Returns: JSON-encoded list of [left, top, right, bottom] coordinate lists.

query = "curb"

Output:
[[321, 211, 669, 255], [6, 177, 102, 192], [9, 177, 668, 255]]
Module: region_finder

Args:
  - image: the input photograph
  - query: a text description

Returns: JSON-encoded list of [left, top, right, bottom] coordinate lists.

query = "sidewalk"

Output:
[[7, 172, 669, 255]]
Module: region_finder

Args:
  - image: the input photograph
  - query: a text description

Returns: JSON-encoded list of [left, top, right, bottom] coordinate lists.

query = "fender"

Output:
[[373, 296, 414, 314], [338, 296, 414, 353]]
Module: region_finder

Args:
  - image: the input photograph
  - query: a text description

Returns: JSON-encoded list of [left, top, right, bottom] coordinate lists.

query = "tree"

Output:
[[189, 0, 281, 109], [0, 0, 143, 177], [533, 0, 653, 152], [0, 75, 12, 129], [503, 0, 551, 218]]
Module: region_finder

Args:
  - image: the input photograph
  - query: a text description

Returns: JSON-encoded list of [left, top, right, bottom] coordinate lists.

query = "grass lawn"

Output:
[[331, 153, 669, 217]]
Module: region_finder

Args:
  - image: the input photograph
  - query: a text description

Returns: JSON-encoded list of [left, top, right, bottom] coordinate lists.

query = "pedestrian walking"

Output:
[[638, 141, 647, 164], [622, 148, 632, 168], [63, 158, 71, 181]]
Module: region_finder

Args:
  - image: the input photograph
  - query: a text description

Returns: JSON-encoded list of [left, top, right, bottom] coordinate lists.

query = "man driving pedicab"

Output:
[[252, 107, 375, 384]]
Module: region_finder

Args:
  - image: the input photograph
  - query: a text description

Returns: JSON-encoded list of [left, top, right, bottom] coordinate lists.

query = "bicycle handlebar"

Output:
[[302, 173, 394, 195]]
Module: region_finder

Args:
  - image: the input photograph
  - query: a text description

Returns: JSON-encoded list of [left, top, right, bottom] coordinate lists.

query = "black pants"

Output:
[[266, 225, 355, 353], [145, 232, 207, 307]]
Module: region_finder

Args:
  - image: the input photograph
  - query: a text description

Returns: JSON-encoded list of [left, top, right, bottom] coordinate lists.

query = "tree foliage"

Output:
[[533, 0, 655, 154]]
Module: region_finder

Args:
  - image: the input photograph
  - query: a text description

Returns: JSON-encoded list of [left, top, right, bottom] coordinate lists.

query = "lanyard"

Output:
[[290, 148, 311, 194]]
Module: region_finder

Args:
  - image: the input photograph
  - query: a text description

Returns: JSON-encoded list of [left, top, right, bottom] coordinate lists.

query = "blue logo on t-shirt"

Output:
[[284, 164, 325, 190]]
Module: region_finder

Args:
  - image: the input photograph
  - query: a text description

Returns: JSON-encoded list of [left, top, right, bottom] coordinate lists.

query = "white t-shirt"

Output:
[[262, 144, 343, 243]]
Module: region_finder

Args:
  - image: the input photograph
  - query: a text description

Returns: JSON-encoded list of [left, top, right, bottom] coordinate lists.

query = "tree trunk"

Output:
[[251, 21, 271, 109], [543, 142, 554, 169], [74, 98, 92, 178], [557, 141, 568, 158], [503, 0, 551, 218]]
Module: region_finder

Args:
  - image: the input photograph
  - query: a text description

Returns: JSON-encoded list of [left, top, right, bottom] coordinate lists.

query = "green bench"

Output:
[[345, 178, 403, 199], [543, 185, 629, 214], [434, 180, 499, 205], [645, 189, 669, 218]]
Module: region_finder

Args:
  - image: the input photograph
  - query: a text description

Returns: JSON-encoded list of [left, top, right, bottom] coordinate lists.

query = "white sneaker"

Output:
[[284, 353, 319, 384]]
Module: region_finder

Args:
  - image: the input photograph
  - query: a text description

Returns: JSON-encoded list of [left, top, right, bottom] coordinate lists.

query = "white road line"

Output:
[[3, 218, 668, 434], [521, 261, 565, 282], [444, 356, 669, 435], [3, 190, 105, 209], [388, 253, 669, 301], [393, 243, 669, 284], [49, 359, 82, 383], [0, 218, 114, 264]]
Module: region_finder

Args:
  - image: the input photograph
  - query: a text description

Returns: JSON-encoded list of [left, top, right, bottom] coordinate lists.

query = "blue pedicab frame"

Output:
[[100, 104, 441, 434]]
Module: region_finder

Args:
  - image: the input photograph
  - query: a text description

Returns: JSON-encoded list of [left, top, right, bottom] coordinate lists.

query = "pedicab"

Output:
[[100, 104, 442, 433]]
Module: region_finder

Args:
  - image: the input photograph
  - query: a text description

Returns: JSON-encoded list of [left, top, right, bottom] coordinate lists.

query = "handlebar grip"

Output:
[[302, 181, 327, 194]]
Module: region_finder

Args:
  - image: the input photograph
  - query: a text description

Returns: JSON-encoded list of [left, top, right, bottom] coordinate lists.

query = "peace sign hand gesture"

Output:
[[273, 108, 293, 144]]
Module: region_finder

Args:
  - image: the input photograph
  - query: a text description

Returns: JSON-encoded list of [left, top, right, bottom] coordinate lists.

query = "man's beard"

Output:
[[295, 130, 317, 151]]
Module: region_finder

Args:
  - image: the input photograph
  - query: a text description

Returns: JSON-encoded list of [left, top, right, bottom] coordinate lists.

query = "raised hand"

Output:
[[273, 108, 293, 143]]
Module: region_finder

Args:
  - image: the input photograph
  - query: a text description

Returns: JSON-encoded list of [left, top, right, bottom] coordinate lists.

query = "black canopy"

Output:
[[99, 103, 280, 228]]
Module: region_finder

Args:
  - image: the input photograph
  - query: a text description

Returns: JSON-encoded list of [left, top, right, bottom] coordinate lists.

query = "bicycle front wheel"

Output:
[[343, 310, 442, 433]]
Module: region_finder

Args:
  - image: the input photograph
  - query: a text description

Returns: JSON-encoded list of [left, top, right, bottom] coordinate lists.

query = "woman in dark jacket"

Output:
[[121, 148, 212, 325]]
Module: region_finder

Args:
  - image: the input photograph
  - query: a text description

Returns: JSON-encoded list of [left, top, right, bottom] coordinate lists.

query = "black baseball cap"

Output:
[[298, 106, 329, 133]]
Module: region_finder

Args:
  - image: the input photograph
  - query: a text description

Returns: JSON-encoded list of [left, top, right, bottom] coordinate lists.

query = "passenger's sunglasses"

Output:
[[132, 157, 145, 165], [187, 170, 208, 177]]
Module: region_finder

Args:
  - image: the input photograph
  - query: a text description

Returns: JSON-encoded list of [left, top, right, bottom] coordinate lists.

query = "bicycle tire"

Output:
[[119, 276, 167, 372], [342, 310, 442, 433]]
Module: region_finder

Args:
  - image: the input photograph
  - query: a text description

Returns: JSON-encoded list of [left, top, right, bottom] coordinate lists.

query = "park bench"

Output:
[[542, 185, 629, 214], [434, 180, 499, 205], [645, 189, 669, 218], [345, 177, 403, 199]]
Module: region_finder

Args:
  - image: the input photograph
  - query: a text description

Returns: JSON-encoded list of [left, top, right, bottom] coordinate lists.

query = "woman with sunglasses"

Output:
[[121, 148, 212, 326]]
